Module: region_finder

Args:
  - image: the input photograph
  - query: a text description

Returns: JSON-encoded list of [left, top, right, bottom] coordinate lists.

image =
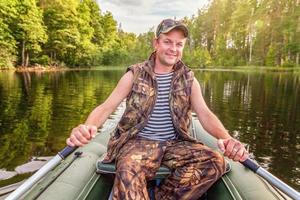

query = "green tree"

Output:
[[66, 0, 97, 66], [181, 0, 299, 67], [0, 0, 18, 68], [100, 12, 118, 50], [265, 44, 276, 66], [16, 0, 47, 67], [42, 0, 80, 65]]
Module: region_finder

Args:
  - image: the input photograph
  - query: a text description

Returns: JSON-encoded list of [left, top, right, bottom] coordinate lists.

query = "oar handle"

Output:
[[58, 146, 78, 159], [241, 158, 260, 172]]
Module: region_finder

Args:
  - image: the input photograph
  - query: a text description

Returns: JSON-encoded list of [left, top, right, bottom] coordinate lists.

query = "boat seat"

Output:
[[96, 156, 171, 179], [96, 154, 231, 179]]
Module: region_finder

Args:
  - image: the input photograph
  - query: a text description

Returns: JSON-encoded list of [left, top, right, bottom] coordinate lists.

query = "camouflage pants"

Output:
[[112, 137, 226, 200]]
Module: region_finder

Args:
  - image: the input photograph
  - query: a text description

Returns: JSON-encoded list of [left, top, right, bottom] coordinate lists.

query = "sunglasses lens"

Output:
[[163, 19, 175, 27], [156, 19, 187, 37]]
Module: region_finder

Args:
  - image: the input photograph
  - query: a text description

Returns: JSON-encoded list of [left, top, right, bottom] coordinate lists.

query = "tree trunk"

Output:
[[25, 51, 29, 67], [249, 37, 253, 64], [50, 52, 53, 64], [21, 40, 25, 66]]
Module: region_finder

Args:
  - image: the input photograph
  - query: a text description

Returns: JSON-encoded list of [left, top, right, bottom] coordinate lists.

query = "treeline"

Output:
[[0, 0, 148, 69], [183, 0, 300, 67], [0, 0, 299, 69]]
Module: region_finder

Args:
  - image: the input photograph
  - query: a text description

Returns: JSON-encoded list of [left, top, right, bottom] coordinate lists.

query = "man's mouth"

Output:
[[166, 54, 177, 58]]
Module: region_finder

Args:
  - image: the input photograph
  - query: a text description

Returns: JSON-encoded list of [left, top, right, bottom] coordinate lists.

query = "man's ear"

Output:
[[152, 38, 158, 50]]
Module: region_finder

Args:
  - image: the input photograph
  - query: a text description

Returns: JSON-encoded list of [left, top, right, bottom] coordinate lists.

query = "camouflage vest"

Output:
[[103, 52, 197, 163]]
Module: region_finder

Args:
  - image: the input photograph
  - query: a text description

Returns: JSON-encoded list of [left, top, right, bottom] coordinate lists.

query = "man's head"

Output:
[[153, 19, 189, 68]]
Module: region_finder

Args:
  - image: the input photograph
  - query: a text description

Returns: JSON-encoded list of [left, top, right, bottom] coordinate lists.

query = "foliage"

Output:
[[19, 0, 48, 66], [31, 55, 50, 65], [184, 47, 212, 68], [0, 0, 18, 68], [0, 0, 299, 68], [184, 0, 300, 67]]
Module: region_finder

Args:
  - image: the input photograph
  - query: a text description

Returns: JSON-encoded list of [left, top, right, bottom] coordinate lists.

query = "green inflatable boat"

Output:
[[6, 117, 295, 200]]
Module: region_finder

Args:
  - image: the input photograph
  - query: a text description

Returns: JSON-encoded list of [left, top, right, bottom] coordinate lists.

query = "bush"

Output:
[[184, 48, 212, 68], [282, 60, 296, 67], [265, 45, 276, 66], [31, 55, 50, 66], [0, 49, 15, 69]]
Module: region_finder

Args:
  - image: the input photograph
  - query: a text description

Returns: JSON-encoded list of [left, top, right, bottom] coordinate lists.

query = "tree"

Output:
[[16, 0, 47, 67], [42, 0, 80, 65], [0, 0, 18, 68]]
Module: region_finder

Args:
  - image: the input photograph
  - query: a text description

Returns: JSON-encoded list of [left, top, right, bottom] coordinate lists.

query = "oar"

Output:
[[6, 146, 77, 200], [242, 158, 300, 200]]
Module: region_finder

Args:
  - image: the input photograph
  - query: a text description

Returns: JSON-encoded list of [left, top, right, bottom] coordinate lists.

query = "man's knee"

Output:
[[116, 156, 142, 176], [115, 159, 145, 186]]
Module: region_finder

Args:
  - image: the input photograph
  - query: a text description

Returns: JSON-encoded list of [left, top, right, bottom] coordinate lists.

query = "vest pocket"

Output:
[[130, 83, 153, 109], [172, 87, 190, 117]]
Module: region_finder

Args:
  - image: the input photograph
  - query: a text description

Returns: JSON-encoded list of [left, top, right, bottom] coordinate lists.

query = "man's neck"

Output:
[[154, 61, 174, 74]]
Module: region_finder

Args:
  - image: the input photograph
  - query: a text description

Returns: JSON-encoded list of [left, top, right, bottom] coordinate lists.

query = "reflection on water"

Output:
[[196, 70, 300, 189], [0, 70, 122, 170], [0, 69, 299, 190]]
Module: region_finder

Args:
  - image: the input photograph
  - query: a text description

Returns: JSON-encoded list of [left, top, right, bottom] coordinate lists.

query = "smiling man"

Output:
[[66, 19, 248, 200]]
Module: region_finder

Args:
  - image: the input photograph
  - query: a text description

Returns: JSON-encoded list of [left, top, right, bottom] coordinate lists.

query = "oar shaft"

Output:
[[256, 167, 300, 200], [6, 146, 76, 200], [5, 155, 62, 200], [242, 159, 300, 200]]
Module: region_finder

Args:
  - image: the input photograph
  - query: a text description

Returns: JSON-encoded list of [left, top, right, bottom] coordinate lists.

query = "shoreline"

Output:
[[1, 65, 299, 73], [0, 65, 127, 72]]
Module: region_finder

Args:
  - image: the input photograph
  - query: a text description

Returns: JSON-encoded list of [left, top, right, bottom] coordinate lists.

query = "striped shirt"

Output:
[[138, 72, 176, 141]]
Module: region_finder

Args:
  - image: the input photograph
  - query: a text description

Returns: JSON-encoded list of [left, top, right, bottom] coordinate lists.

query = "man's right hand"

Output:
[[66, 124, 97, 147]]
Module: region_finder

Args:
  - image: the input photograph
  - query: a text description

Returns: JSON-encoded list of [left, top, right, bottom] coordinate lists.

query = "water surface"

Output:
[[0, 69, 299, 190]]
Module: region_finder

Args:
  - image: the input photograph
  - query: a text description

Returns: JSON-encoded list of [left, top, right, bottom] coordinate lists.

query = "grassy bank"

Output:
[[0, 65, 127, 72], [1, 65, 300, 73], [191, 65, 300, 73]]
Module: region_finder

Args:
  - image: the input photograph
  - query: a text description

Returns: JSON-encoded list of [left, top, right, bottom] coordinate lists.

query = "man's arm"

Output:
[[191, 77, 248, 161], [66, 71, 134, 147]]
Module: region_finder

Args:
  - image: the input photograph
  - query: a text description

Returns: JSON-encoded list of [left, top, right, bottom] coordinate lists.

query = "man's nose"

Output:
[[170, 43, 176, 51]]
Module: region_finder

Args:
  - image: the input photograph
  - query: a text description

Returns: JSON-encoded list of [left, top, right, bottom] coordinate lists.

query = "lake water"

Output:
[[0, 69, 299, 190]]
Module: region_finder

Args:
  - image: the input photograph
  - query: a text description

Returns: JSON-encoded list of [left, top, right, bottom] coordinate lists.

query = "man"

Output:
[[66, 19, 248, 200]]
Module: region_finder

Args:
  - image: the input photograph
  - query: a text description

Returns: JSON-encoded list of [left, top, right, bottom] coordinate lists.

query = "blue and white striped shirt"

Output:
[[138, 72, 176, 141]]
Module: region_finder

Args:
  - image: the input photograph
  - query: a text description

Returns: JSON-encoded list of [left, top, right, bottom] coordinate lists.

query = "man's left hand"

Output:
[[217, 138, 249, 162]]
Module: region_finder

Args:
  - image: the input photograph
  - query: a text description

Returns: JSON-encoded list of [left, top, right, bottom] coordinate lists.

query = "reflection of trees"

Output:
[[0, 70, 123, 171], [195, 71, 300, 189], [28, 83, 53, 151], [21, 72, 31, 95], [0, 121, 31, 170], [46, 70, 122, 152], [0, 72, 30, 169], [0, 72, 54, 169]]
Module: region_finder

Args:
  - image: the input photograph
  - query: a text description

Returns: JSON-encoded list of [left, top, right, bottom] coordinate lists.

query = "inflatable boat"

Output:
[[6, 116, 297, 200]]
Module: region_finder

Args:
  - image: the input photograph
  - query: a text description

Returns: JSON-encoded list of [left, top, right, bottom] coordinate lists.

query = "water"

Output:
[[0, 69, 299, 190]]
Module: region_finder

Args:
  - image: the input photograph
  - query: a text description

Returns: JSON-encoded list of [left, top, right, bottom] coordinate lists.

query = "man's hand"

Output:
[[218, 138, 249, 162], [66, 124, 97, 147]]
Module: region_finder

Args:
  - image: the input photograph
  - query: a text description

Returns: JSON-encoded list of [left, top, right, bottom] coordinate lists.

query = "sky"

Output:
[[96, 0, 210, 35]]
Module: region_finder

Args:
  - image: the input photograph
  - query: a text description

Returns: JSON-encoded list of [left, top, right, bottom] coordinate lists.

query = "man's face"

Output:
[[154, 29, 187, 67]]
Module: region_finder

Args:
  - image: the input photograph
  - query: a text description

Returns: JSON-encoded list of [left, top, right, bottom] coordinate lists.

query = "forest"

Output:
[[0, 0, 299, 69]]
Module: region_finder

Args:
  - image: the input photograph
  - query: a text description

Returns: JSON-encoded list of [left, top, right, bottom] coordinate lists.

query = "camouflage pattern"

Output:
[[103, 52, 196, 163], [111, 137, 226, 200], [155, 19, 189, 38]]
